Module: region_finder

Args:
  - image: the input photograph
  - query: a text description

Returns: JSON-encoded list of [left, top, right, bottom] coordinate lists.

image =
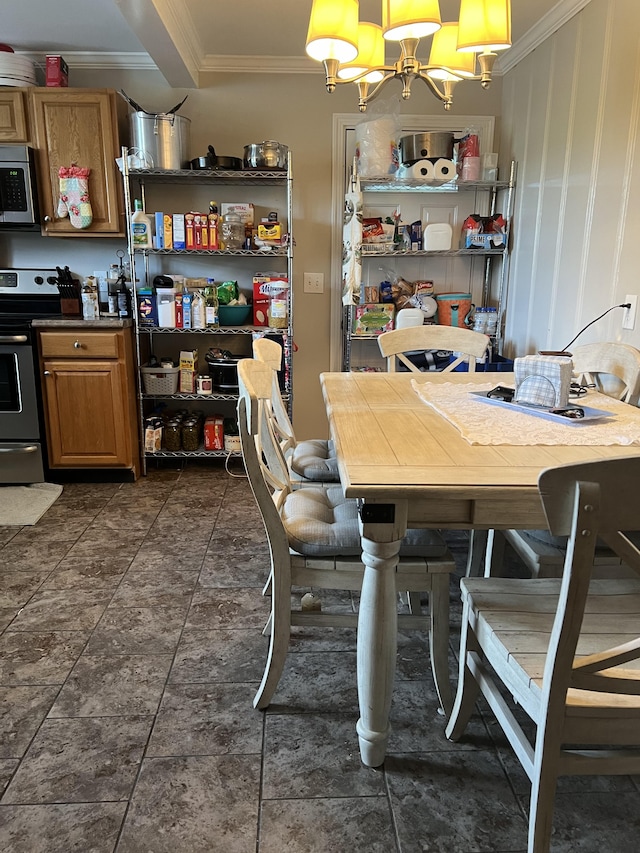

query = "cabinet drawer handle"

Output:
[[43, 370, 51, 376], [44, 215, 51, 222], [74, 340, 82, 349]]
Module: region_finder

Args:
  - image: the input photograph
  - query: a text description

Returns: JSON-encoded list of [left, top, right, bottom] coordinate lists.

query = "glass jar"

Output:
[[268, 280, 289, 329], [220, 212, 244, 250], [164, 419, 182, 452], [181, 419, 200, 451]]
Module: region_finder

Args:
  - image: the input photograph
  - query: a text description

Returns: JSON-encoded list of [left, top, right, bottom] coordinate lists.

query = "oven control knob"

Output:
[[74, 340, 82, 349]]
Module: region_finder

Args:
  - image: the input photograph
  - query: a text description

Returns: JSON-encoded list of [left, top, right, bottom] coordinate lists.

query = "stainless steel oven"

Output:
[[0, 268, 60, 483]]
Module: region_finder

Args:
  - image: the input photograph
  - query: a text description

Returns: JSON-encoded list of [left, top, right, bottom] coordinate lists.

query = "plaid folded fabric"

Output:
[[513, 355, 572, 408]]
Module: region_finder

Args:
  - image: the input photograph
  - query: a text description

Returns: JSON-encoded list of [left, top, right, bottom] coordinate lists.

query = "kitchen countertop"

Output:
[[32, 318, 133, 329]]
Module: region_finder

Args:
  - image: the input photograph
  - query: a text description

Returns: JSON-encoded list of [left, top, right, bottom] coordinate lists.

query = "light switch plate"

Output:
[[304, 272, 324, 293]]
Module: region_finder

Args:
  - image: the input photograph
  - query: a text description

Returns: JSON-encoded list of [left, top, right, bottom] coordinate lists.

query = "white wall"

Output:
[[500, 0, 640, 357]]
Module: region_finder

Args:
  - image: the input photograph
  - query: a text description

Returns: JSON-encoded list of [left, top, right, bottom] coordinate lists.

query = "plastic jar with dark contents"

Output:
[[164, 419, 182, 451], [181, 418, 201, 451]]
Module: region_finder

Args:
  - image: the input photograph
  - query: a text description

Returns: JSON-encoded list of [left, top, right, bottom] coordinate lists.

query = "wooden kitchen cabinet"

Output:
[[28, 88, 125, 236], [0, 90, 29, 142], [38, 326, 140, 478]]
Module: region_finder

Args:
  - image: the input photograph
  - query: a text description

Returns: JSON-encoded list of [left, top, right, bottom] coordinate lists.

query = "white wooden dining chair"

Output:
[[446, 455, 640, 853], [237, 357, 455, 714], [485, 342, 640, 579], [377, 325, 490, 373], [252, 336, 339, 483]]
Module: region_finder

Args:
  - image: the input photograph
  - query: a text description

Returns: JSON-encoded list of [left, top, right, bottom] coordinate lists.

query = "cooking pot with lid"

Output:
[[243, 141, 288, 170], [129, 111, 191, 170], [205, 348, 242, 391], [400, 132, 454, 165]]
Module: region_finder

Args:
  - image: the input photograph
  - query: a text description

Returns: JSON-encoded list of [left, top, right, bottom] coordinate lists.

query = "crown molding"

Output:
[[499, 0, 593, 75], [19, 51, 158, 71], [200, 54, 318, 75]]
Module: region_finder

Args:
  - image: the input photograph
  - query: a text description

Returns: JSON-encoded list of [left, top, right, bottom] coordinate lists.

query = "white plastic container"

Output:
[[131, 199, 153, 249], [156, 288, 176, 328]]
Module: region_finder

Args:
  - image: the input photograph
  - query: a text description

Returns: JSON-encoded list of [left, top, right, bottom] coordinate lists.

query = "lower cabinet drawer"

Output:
[[39, 331, 121, 358]]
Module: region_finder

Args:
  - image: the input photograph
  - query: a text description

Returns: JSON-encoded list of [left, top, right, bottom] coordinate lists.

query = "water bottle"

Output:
[[472, 307, 487, 333], [485, 307, 498, 337]]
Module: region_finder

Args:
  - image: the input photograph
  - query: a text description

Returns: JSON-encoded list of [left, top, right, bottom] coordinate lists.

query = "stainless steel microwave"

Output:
[[0, 145, 39, 227]]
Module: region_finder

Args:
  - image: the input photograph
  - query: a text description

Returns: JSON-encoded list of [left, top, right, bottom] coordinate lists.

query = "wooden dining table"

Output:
[[320, 370, 640, 767]]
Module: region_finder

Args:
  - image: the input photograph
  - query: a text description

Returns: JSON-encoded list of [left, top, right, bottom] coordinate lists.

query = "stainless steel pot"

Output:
[[400, 132, 454, 165], [129, 111, 191, 170], [243, 141, 288, 170]]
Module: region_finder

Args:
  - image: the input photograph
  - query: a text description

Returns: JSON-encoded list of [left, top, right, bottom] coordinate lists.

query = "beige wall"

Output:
[[1, 66, 501, 438], [500, 0, 640, 357]]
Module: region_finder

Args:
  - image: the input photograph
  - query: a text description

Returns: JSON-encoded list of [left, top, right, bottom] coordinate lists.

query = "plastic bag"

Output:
[[355, 96, 401, 177]]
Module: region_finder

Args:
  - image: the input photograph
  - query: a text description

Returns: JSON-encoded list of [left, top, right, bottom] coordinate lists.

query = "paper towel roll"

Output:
[[409, 159, 435, 181], [433, 158, 456, 180]]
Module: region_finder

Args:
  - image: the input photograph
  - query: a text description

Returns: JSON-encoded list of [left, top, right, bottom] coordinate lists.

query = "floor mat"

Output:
[[0, 482, 63, 526]]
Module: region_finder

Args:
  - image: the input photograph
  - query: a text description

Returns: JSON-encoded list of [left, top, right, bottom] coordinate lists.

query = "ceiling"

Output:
[[3, 0, 590, 88]]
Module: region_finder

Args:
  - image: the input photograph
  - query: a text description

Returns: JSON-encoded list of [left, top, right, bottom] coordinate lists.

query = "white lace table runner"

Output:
[[411, 380, 640, 446]]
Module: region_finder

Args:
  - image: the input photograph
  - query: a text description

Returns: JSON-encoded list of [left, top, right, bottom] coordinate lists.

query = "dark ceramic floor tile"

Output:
[[185, 587, 269, 630], [109, 569, 198, 607], [129, 543, 208, 573], [259, 797, 397, 853], [263, 713, 384, 799], [0, 528, 20, 545], [0, 760, 17, 795], [147, 682, 262, 756], [260, 651, 358, 714], [537, 791, 640, 852], [66, 532, 145, 559], [2, 715, 151, 805], [0, 540, 69, 572], [84, 606, 186, 655], [9, 589, 111, 632], [169, 628, 267, 683], [198, 546, 269, 588], [0, 686, 59, 759], [116, 754, 260, 853], [0, 631, 88, 685], [0, 571, 49, 608], [287, 624, 358, 653], [48, 654, 173, 717], [0, 610, 15, 632], [386, 751, 527, 853], [10, 519, 89, 544], [42, 554, 132, 590], [0, 802, 126, 852]]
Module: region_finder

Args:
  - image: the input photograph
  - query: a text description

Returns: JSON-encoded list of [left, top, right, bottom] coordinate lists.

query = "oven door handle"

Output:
[[0, 445, 39, 454], [0, 334, 29, 344]]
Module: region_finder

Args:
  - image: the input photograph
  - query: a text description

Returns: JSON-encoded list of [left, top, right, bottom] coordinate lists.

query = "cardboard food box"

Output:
[[172, 214, 186, 250], [45, 55, 68, 87], [221, 203, 255, 226], [204, 415, 225, 451], [179, 349, 198, 393], [136, 291, 157, 327], [253, 272, 287, 327], [354, 304, 395, 336]]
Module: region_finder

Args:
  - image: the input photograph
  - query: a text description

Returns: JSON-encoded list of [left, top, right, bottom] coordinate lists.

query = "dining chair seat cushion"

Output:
[[282, 485, 448, 558], [290, 439, 340, 482]]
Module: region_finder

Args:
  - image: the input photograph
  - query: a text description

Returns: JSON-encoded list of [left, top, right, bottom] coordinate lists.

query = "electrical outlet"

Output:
[[303, 272, 324, 294], [623, 295, 638, 330]]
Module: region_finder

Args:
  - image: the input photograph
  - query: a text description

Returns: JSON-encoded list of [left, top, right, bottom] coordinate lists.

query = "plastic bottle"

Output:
[[106, 264, 120, 315], [203, 281, 219, 328], [131, 199, 153, 249], [81, 276, 99, 320], [208, 201, 219, 251], [192, 289, 206, 329], [472, 307, 487, 333], [117, 277, 132, 319], [485, 307, 498, 337]]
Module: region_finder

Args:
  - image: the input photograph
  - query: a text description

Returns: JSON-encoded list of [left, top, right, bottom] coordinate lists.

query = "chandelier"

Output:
[[305, 0, 512, 111]]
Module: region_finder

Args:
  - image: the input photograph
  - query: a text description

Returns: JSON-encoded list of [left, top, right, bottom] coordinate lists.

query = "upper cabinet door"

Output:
[[0, 91, 29, 142], [28, 88, 125, 237]]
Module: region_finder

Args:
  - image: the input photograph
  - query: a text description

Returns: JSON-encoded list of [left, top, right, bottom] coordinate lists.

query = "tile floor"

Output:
[[0, 462, 638, 852]]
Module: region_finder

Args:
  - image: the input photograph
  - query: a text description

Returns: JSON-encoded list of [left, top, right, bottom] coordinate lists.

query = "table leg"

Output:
[[356, 534, 402, 767]]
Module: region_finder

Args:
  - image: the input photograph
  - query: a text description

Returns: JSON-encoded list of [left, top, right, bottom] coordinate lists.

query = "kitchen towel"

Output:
[[409, 160, 435, 181], [433, 158, 456, 181]]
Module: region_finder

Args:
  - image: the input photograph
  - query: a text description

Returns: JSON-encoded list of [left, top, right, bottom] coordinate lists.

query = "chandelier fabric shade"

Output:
[[457, 0, 512, 52], [427, 23, 476, 80], [306, 0, 359, 63], [305, 0, 513, 111], [382, 0, 442, 42], [337, 23, 386, 83]]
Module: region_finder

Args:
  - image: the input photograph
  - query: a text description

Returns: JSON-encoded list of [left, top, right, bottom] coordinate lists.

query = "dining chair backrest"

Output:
[[447, 454, 640, 852], [252, 337, 296, 456], [571, 341, 640, 405], [378, 325, 491, 373]]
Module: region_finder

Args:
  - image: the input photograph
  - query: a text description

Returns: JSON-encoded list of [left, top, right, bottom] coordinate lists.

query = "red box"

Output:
[[204, 416, 224, 451], [45, 55, 69, 87], [253, 273, 287, 327]]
